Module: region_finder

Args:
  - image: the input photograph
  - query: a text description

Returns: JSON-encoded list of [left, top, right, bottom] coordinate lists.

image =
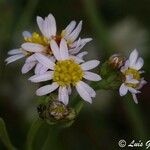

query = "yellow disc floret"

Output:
[[53, 60, 84, 86], [124, 68, 140, 88], [24, 32, 49, 46]]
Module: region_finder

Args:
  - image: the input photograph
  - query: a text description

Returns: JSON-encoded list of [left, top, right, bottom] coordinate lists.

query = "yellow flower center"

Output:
[[124, 68, 140, 88], [24, 32, 49, 46], [53, 60, 84, 86], [24, 32, 53, 56]]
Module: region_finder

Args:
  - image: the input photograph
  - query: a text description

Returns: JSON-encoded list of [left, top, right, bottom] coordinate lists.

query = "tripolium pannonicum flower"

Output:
[[5, 13, 147, 129]]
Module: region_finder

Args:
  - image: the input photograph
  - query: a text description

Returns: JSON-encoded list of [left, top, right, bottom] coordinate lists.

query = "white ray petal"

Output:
[[21, 62, 36, 74], [36, 82, 59, 96], [8, 49, 22, 55], [37, 16, 44, 35], [128, 87, 139, 94], [78, 81, 96, 97], [5, 54, 25, 64], [63, 20, 76, 37], [126, 79, 139, 84], [76, 51, 88, 59], [43, 14, 56, 38], [83, 71, 102, 81], [22, 43, 45, 52], [129, 49, 139, 67], [81, 60, 100, 71], [47, 13, 56, 36], [34, 63, 48, 75], [58, 86, 69, 105], [76, 82, 92, 103], [34, 53, 55, 70], [68, 21, 82, 42], [138, 78, 147, 89], [134, 57, 144, 70], [50, 40, 61, 60], [119, 83, 128, 96], [22, 31, 32, 38], [132, 94, 138, 104], [80, 38, 92, 44], [25, 54, 37, 63], [67, 85, 72, 95], [69, 55, 84, 64], [121, 60, 129, 73], [29, 71, 53, 83], [60, 39, 69, 60]]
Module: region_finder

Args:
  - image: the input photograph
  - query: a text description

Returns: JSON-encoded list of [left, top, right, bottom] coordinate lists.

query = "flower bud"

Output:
[[108, 54, 125, 69], [48, 101, 69, 120], [37, 100, 76, 124]]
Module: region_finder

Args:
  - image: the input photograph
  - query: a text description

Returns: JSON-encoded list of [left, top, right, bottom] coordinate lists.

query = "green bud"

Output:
[[37, 99, 76, 126]]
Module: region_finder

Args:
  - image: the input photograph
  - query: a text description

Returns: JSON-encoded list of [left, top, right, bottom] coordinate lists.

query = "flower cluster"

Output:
[[5, 13, 147, 106], [119, 49, 147, 103], [6, 13, 101, 105]]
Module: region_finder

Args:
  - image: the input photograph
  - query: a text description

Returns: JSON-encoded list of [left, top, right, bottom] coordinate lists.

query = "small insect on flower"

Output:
[[5, 13, 92, 75], [29, 39, 101, 105], [119, 49, 147, 103]]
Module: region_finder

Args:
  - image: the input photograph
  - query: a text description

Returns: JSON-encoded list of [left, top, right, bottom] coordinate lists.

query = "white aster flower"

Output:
[[29, 39, 101, 105], [5, 13, 92, 75], [119, 49, 147, 103]]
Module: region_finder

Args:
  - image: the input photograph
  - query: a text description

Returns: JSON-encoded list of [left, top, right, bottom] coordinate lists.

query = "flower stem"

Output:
[[26, 119, 44, 150]]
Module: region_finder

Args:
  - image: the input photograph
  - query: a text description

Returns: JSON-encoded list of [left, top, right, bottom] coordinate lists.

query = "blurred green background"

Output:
[[0, 0, 150, 149]]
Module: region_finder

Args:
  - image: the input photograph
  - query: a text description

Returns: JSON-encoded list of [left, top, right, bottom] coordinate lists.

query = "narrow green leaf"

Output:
[[0, 118, 17, 150]]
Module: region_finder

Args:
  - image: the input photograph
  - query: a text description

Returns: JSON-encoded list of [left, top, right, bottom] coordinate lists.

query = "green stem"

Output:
[[26, 119, 44, 150], [41, 127, 62, 150], [0, 118, 17, 150]]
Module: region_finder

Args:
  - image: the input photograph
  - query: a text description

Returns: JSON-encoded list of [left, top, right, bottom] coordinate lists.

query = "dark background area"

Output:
[[0, 0, 150, 149]]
